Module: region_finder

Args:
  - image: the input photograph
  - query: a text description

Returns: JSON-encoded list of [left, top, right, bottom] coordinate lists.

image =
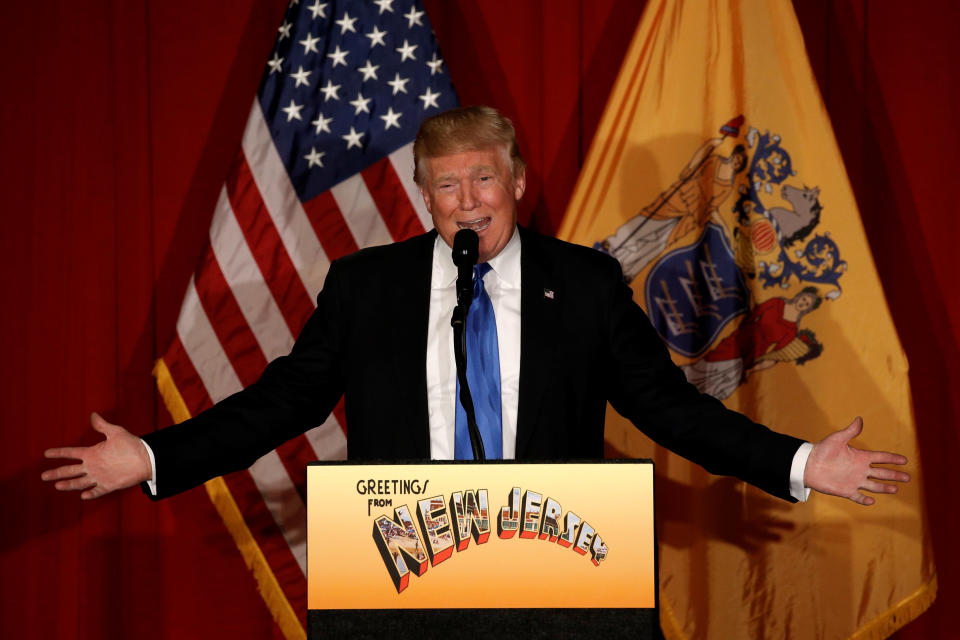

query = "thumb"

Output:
[[90, 412, 115, 436], [840, 416, 863, 442]]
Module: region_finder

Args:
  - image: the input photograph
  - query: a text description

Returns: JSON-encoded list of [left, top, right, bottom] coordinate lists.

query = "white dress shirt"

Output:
[[426, 227, 522, 459]]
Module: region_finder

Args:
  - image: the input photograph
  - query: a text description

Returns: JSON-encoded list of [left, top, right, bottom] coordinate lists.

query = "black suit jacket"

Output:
[[144, 227, 803, 500]]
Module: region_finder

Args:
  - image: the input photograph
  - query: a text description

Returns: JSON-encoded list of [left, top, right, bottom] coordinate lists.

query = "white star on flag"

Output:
[[396, 39, 418, 62], [278, 21, 293, 39], [267, 53, 284, 74], [418, 87, 441, 109], [303, 147, 325, 168], [311, 113, 333, 134], [426, 52, 443, 75], [373, 0, 394, 14], [299, 33, 320, 55], [335, 12, 357, 34], [342, 126, 364, 149], [290, 65, 311, 87], [281, 99, 304, 121], [357, 60, 380, 82], [320, 79, 341, 101], [366, 25, 388, 48], [387, 72, 410, 95], [350, 92, 372, 115], [404, 7, 424, 28], [329, 45, 348, 67], [380, 107, 403, 130], [307, 1, 327, 19]]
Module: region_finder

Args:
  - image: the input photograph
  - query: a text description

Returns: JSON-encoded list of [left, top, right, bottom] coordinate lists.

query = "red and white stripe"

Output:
[[161, 99, 428, 615]]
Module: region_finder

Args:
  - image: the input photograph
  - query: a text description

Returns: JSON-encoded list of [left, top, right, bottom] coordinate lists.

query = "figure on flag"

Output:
[[682, 287, 823, 400], [598, 116, 747, 281], [767, 184, 822, 247]]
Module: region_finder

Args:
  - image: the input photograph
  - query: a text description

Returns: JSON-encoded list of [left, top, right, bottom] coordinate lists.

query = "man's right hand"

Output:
[[41, 412, 152, 500]]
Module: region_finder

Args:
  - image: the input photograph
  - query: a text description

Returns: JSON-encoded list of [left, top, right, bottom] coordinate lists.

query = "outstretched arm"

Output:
[[681, 137, 724, 177], [41, 413, 151, 500], [804, 416, 910, 506]]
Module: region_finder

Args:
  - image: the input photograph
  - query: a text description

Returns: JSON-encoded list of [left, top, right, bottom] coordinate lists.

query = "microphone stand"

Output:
[[451, 297, 486, 461]]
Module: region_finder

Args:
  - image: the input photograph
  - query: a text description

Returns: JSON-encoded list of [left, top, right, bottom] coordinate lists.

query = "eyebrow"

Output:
[[433, 165, 498, 184]]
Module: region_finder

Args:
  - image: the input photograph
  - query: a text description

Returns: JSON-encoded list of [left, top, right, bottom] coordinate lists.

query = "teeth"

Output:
[[457, 217, 491, 232]]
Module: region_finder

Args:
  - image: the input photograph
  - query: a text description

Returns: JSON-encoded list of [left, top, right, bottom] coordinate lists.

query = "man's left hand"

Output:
[[804, 416, 910, 506]]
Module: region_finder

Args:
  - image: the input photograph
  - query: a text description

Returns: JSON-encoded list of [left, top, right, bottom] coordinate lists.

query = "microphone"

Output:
[[449, 228, 485, 460], [452, 229, 479, 309]]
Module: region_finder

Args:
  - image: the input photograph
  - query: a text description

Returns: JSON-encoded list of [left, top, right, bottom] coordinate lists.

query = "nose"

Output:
[[459, 180, 479, 211]]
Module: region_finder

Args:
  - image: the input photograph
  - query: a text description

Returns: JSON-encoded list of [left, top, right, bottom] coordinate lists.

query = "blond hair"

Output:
[[413, 105, 526, 185]]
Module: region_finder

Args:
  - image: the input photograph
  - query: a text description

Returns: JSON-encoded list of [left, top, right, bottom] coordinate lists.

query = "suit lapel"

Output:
[[388, 230, 436, 457], [516, 227, 561, 456]]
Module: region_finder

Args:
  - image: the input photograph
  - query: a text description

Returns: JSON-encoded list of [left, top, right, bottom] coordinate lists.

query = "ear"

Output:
[[513, 167, 526, 201]]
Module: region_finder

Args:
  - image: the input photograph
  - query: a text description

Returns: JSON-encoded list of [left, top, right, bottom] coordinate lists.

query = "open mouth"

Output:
[[456, 217, 492, 232]]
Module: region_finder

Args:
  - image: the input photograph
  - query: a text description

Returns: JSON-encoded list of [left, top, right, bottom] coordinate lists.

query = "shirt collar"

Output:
[[432, 225, 521, 289], [487, 226, 521, 288]]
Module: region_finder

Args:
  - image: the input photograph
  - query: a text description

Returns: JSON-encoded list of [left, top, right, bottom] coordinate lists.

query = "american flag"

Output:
[[154, 0, 457, 635]]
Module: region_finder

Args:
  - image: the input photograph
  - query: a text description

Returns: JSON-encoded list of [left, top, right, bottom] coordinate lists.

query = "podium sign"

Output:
[[307, 460, 656, 638]]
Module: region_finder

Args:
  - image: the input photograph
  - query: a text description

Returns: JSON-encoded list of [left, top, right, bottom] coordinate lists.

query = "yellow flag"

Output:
[[558, 1, 936, 638]]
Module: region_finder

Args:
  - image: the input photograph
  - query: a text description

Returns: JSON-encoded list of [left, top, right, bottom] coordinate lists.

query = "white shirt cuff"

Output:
[[140, 438, 158, 496], [790, 442, 814, 502]]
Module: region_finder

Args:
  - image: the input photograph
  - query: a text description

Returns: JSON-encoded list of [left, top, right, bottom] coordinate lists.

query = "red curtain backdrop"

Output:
[[0, 1, 954, 638]]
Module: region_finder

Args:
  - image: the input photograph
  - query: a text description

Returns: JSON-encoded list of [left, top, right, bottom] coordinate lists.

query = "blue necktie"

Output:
[[454, 263, 503, 459]]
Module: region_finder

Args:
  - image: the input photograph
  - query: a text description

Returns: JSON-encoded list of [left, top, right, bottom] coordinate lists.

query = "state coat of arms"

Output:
[[596, 116, 844, 399]]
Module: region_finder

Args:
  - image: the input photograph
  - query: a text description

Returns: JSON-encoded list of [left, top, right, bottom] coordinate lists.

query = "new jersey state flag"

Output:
[[558, 1, 936, 638]]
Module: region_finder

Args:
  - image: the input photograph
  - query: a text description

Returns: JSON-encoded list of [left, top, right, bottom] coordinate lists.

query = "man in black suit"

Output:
[[43, 106, 909, 507]]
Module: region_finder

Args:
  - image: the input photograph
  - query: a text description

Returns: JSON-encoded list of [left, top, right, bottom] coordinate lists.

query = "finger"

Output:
[[41, 464, 85, 481], [54, 476, 97, 492], [81, 485, 106, 500], [867, 451, 908, 466], [851, 492, 875, 506], [867, 467, 910, 483], [862, 479, 899, 494], [44, 447, 86, 460]]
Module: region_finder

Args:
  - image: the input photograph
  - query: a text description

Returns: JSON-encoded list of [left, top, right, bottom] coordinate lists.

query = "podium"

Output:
[[306, 460, 657, 638]]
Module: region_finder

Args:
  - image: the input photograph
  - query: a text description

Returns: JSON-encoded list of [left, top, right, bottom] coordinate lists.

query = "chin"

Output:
[[478, 239, 503, 262]]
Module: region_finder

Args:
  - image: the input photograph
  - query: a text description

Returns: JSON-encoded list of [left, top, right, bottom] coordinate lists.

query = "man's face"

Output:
[[419, 147, 525, 263]]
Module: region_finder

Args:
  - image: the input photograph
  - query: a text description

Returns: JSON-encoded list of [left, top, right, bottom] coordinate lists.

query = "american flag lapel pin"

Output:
[[543, 288, 555, 300]]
